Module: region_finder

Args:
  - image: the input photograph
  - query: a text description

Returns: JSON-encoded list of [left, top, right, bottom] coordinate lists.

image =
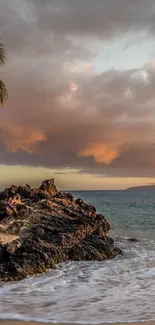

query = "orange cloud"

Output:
[[0, 124, 46, 153], [78, 142, 120, 164]]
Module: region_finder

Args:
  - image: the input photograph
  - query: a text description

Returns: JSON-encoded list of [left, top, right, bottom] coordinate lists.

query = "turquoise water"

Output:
[[71, 190, 155, 239], [0, 190, 155, 323]]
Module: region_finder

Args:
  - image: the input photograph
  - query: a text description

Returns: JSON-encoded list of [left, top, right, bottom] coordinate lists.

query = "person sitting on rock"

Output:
[[12, 194, 21, 205], [7, 195, 21, 215]]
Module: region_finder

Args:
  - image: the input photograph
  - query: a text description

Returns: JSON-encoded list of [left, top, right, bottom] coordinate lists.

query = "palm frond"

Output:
[[0, 80, 8, 105], [0, 42, 6, 66]]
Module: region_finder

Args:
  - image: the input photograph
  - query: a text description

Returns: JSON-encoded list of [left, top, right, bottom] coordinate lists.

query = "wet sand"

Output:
[[0, 321, 155, 325]]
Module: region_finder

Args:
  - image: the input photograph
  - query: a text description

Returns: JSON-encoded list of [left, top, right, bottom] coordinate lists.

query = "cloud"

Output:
[[1, 0, 155, 179], [2, 0, 155, 58], [0, 123, 46, 153], [78, 143, 121, 165], [1, 62, 155, 177], [30, 0, 155, 39], [53, 172, 68, 175]]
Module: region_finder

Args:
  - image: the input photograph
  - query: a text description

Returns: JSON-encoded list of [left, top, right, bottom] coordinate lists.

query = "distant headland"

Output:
[[126, 185, 155, 191]]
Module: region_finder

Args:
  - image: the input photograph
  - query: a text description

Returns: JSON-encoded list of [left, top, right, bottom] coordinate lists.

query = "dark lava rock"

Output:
[[39, 179, 58, 196], [0, 179, 123, 281], [127, 237, 139, 242]]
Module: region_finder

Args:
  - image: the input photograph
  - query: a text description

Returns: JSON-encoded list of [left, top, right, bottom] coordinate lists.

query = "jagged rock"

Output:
[[39, 179, 58, 196], [17, 185, 32, 198], [0, 185, 18, 201], [0, 179, 123, 281], [5, 239, 22, 255]]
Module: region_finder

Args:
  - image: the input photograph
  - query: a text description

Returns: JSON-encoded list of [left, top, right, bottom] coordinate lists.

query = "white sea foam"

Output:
[[1, 190, 155, 323], [0, 239, 155, 324]]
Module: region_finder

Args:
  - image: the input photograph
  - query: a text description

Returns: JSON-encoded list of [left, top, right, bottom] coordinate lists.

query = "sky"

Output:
[[1, 0, 155, 190]]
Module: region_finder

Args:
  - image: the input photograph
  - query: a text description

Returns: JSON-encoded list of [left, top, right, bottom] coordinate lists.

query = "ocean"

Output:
[[0, 190, 155, 324]]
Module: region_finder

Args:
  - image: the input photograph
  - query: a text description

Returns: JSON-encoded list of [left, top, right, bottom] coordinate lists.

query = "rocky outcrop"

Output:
[[39, 179, 58, 196], [0, 179, 123, 281]]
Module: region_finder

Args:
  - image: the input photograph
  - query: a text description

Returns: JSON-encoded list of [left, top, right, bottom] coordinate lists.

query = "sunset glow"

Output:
[[1, 0, 155, 189]]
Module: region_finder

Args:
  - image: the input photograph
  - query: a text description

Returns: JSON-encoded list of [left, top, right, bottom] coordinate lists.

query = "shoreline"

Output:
[[0, 321, 155, 325]]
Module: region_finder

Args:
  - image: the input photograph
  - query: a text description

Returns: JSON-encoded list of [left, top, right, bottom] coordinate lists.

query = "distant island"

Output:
[[126, 185, 155, 191]]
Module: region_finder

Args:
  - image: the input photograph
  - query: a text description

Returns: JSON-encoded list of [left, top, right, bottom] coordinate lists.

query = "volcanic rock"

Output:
[[0, 179, 123, 281]]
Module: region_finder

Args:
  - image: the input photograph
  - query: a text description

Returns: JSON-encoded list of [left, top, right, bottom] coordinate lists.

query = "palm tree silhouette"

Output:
[[0, 42, 8, 105]]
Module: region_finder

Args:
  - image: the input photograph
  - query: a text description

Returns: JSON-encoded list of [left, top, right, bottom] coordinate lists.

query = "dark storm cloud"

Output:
[[2, 0, 155, 54], [29, 0, 155, 38], [1, 0, 155, 178], [1, 62, 155, 177]]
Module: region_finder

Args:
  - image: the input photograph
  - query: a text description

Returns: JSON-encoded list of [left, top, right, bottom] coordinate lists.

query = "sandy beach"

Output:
[[0, 321, 154, 325]]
